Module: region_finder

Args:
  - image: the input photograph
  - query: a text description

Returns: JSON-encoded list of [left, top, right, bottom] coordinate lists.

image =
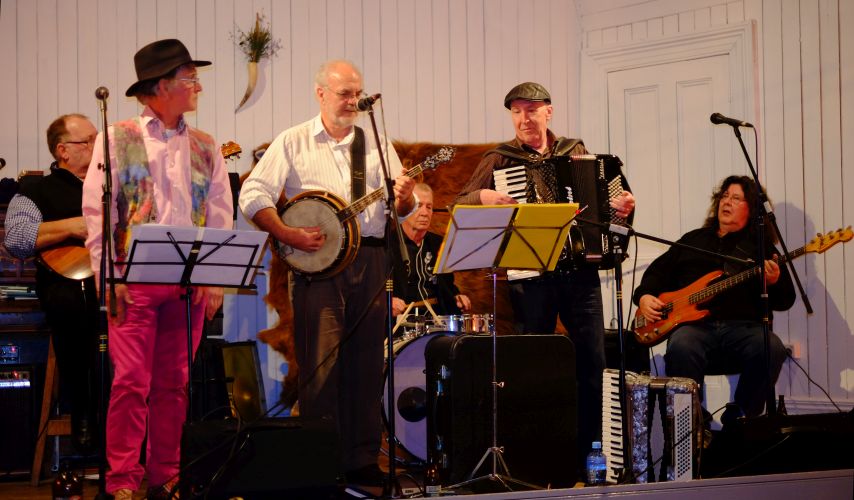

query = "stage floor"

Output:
[[2, 469, 851, 499]]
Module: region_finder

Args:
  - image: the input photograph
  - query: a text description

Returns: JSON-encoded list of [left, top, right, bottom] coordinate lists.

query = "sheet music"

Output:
[[433, 205, 516, 273]]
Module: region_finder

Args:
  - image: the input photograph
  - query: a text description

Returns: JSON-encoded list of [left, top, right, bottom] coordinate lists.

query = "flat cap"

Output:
[[503, 82, 551, 109]]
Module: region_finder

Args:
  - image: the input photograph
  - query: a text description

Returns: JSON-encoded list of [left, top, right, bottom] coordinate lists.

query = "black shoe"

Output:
[[145, 480, 179, 500], [345, 464, 386, 487]]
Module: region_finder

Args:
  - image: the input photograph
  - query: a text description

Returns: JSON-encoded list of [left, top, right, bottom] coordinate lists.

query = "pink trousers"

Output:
[[105, 284, 205, 493]]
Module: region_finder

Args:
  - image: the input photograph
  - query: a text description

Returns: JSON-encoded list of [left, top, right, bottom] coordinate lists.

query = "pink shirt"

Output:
[[83, 107, 234, 279]]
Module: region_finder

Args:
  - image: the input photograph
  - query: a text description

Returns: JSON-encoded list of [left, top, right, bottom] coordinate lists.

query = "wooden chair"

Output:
[[31, 337, 71, 485]]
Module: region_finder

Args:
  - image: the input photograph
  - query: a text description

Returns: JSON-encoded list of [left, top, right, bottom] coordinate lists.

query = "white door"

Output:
[[607, 54, 735, 261], [601, 54, 744, 425]]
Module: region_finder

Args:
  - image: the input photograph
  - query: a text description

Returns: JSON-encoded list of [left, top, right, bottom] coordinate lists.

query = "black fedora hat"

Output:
[[125, 39, 211, 97]]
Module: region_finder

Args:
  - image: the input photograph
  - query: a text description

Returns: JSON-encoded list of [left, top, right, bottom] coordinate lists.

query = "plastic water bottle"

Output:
[[586, 441, 607, 486]]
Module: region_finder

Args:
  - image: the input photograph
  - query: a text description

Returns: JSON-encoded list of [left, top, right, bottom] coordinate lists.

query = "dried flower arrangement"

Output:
[[232, 13, 282, 111]]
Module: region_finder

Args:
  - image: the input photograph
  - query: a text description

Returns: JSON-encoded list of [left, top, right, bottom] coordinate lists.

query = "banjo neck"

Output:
[[337, 162, 431, 222]]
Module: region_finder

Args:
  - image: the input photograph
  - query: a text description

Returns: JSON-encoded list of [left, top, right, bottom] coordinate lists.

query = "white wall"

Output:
[[2, 0, 851, 412], [0, 0, 585, 411], [0, 0, 584, 178]]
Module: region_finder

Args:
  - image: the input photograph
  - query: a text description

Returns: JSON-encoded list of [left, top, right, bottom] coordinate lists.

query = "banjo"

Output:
[[274, 147, 455, 278]]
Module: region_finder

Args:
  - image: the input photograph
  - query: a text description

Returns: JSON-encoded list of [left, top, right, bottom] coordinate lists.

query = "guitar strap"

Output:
[[351, 126, 367, 200]]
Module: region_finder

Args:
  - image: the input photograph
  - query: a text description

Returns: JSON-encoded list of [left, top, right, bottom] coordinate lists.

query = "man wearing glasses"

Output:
[[240, 59, 416, 487], [633, 176, 794, 424], [81, 39, 233, 500], [4, 113, 100, 456]]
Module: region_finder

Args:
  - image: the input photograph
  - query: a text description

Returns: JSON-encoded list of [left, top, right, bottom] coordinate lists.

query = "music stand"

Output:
[[120, 224, 267, 421], [433, 203, 578, 492]]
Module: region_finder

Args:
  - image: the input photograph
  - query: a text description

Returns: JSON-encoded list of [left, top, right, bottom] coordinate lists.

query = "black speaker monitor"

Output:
[[180, 417, 339, 499]]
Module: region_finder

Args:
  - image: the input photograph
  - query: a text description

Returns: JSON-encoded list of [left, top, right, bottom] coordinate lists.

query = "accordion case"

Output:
[[425, 334, 577, 488]]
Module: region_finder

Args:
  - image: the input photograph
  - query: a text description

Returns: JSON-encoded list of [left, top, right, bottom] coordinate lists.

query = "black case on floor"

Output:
[[425, 334, 577, 489]]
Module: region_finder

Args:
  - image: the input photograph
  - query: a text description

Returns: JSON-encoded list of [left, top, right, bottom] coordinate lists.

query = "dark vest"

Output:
[[18, 165, 89, 288], [20, 165, 84, 223]]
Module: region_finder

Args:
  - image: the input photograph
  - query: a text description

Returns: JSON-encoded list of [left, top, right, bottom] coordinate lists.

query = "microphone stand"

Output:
[[94, 88, 117, 500], [362, 99, 410, 498], [724, 124, 811, 417]]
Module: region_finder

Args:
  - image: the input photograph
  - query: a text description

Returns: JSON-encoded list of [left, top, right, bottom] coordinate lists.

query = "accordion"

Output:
[[493, 154, 628, 270], [602, 369, 701, 484]]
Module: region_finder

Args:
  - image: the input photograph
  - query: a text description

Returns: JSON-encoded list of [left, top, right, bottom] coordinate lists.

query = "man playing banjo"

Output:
[[239, 59, 416, 487]]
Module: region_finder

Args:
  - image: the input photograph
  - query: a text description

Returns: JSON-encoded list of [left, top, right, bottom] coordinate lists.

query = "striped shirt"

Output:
[[3, 194, 41, 259]]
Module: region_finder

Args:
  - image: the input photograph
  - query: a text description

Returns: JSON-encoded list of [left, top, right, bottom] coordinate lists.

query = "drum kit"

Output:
[[382, 313, 493, 463]]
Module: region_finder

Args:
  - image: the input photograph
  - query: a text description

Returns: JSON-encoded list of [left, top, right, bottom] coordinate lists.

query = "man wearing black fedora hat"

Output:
[[82, 38, 233, 500], [454, 82, 636, 479]]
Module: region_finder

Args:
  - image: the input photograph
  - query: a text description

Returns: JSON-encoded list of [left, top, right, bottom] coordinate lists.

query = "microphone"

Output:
[[710, 112, 753, 128], [95, 87, 109, 100], [356, 93, 381, 112]]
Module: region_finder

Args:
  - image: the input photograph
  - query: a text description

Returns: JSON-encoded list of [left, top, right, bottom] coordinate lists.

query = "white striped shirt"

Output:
[[239, 114, 404, 238]]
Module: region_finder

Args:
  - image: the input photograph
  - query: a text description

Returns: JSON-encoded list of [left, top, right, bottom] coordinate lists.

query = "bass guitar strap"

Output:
[[351, 126, 367, 200]]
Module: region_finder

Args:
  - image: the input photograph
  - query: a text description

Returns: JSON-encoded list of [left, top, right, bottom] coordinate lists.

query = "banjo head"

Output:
[[278, 193, 349, 275]]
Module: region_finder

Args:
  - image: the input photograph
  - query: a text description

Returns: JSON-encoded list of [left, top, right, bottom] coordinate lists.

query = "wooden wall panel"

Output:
[[579, 0, 853, 410], [2, 0, 851, 410]]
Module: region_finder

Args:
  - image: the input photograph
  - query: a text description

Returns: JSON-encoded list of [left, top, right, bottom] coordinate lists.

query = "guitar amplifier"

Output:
[[0, 366, 43, 472], [425, 334, 577, 489]]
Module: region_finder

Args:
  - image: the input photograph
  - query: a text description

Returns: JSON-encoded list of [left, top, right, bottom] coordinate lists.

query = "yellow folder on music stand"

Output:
[[433, 203, 579, 274]]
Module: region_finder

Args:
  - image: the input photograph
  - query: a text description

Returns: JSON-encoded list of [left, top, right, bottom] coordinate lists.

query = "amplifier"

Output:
[[0, 366, 42, 472], [180, 417, 339, 499], [703, 411, 854, 477]]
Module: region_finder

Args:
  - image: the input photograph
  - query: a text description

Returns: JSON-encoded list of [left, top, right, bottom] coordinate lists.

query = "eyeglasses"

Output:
[[325, 86, 365, 101], [63, 137, 96, 147], [721, 193, 746, 204], [175, 77, 201, 87]]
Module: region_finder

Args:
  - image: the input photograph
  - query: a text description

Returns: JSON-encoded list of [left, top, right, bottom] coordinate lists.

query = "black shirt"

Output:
[[632, 226, 796, 322], [392, 231, 462, 315]]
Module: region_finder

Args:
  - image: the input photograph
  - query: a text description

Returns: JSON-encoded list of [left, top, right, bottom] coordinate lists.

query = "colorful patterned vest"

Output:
[[112, 118, 215, 260]]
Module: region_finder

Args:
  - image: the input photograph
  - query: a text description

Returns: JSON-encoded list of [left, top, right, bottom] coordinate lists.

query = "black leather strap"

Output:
[[350, 126, 366, 200]]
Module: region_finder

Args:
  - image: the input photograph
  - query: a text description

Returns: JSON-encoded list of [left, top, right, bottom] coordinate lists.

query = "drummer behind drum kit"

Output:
[[383, 314, 493, 463]]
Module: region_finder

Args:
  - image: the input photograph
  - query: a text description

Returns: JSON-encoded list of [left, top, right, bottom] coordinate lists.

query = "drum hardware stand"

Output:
[[433, 203, 577, 493]]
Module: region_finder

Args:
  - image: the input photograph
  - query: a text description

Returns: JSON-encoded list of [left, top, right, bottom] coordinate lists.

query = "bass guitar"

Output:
[[633, 226, 852, 346], [37, 141, 242, 280], [274, 147, 456, 278]]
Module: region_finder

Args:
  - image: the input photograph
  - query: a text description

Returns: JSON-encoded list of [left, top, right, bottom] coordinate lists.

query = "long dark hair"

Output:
[[702, 175, 777, 242]]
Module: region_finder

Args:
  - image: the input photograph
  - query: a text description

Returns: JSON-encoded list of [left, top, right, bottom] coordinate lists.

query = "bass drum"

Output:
[[382, 332, 455, 463]]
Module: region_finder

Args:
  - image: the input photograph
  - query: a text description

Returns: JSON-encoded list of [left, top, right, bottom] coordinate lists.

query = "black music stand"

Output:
[[433, 203, 577, 492], [120, 224, 267, 420]]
